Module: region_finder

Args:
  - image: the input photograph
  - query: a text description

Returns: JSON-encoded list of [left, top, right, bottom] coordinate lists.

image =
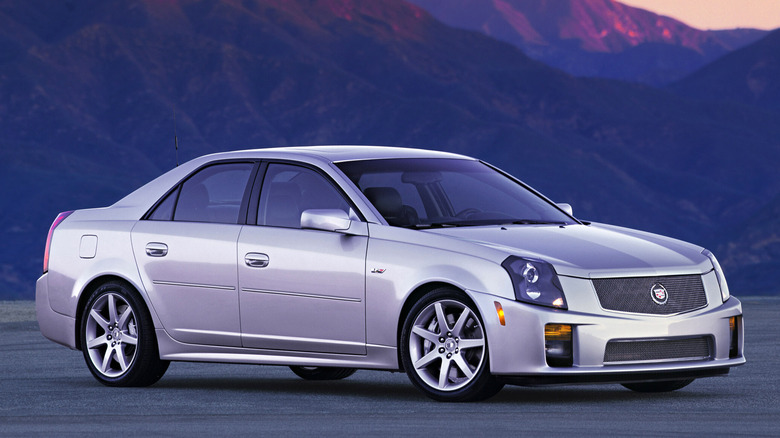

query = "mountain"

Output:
[[671, 29, 780, 111], [670, 29, 780, 295], [716, 194, 780, 295], [406, 0, 768, 85], [1, 0, 779, 298]]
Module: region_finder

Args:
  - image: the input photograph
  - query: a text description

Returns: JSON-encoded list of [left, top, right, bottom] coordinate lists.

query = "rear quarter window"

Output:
[[147, 162, 254, 224]]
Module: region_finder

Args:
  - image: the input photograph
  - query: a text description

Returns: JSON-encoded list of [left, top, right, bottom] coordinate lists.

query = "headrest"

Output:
[[364, 187, 402, 217], [268, 182, 301, 201]]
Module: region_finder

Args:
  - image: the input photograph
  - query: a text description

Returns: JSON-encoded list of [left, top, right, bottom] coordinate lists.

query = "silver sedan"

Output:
[[36, 146, 744, 401]]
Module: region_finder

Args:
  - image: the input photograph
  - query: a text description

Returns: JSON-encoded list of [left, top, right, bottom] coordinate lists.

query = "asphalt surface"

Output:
[[1, 298, 778, 436]]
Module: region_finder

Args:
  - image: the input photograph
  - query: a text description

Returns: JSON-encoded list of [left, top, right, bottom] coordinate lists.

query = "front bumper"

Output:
[[497, 366, 731, 386], [470, 275, 745, 382]]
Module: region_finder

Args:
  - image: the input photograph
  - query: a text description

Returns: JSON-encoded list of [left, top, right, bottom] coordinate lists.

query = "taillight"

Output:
[[43, 211, 73, 273]]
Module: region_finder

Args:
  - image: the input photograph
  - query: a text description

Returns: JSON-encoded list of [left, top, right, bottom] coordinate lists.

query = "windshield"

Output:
[[336, 158, 576, 228]]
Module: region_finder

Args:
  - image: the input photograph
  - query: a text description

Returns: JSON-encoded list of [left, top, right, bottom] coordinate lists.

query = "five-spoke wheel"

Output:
[[81, 281, 169, 386], [401, 289, 503, 402]]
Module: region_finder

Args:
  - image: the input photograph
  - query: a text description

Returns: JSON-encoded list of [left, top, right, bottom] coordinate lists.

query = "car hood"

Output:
[[424, 222, 712, 279]]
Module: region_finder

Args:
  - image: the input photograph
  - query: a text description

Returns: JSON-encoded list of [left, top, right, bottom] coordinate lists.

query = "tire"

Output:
[[621, 379, 695, 393], [80, 281, 169, 387], [400, 288, 504, 402], [289, 366, 357, 381]]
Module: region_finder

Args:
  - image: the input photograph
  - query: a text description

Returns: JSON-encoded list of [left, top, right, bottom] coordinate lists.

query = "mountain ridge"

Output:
[[406, 0, 769, 85], [671, 29, 780, 111], [1, 0, 778, 297]]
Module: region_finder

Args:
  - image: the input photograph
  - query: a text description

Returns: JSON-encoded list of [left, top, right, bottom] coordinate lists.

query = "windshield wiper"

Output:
[[509, 219, 568, 225], [411, 222, 470, 229]]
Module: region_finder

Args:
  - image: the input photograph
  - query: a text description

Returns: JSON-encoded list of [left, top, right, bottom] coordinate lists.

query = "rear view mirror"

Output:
[[556, 203, 573, 216], [301, 209, 351, 233], [401, 171, 442, 184]]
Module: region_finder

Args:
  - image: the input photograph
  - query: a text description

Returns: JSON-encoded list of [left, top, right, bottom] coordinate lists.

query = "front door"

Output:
[[238, 163, 367, 354]]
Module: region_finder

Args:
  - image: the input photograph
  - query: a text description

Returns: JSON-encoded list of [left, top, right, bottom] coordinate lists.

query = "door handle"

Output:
[[145, 242, 168, 257], [245, 253, 269, 268]]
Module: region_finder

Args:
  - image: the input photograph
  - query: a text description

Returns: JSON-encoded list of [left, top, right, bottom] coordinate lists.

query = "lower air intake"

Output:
[[604, 336, 712, 364]]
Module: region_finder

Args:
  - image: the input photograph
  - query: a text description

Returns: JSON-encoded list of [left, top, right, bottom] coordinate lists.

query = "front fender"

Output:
[[365, 226, 514, 348]]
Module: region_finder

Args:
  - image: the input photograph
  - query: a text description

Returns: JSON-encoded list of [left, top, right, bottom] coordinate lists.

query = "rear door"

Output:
[[132, 162, 256, 347]]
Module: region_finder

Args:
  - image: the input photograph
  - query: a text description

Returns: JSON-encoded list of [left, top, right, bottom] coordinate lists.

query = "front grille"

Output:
[[592, 275, 707, 315], [604, 336, 712, 364]]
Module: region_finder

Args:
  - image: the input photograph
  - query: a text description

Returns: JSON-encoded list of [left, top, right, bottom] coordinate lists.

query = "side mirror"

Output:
[[556, 203, 573, 216], [301, 209, 352, 233]]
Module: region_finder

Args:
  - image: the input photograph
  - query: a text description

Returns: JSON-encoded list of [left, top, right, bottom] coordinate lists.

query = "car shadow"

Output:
[[153, 375, 423, 401], [148, 373, 715, 404], [488, 384, 714, 404]]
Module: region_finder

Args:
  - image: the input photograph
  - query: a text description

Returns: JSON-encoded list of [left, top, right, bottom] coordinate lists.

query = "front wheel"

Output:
[[621, 379, 695, 393], [400, 288, 503, 402], [81, 281, 169, 386]]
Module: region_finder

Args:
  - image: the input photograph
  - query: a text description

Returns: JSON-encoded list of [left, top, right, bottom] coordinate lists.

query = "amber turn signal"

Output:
[[494, 301, 506, 326], [729, 316, 741, 359], [545, 323, 572, 341], [545, 323, 573, 367]]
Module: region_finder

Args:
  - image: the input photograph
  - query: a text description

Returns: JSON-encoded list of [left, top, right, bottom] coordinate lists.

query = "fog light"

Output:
[[545, 324, 573, 367], [729, 316, 741, 359]]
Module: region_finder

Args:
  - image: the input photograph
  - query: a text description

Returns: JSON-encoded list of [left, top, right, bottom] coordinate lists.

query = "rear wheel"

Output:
[[81, 281, 169, 386], [621, 379, 695, 393], [400, 288, 503, 402], [289, 366, 356, 380]]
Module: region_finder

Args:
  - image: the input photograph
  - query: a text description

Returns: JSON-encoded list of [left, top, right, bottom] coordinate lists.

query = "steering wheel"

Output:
[[455, 208, 481, 219]]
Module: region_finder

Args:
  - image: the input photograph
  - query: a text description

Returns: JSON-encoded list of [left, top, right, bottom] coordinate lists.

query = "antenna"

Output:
[[173, 106, 179, 167]]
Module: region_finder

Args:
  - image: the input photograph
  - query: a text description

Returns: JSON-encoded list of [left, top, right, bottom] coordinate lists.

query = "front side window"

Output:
[[337, 158, 575, 228], [149, 162, 254, 224], [258, 163, 350, 228]]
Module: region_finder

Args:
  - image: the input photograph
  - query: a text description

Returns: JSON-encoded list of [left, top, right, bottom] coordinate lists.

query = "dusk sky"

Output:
[[620, 0, 780, 30]]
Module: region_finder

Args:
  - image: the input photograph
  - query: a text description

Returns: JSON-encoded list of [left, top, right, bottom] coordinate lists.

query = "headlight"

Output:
[[502, 256, 567, 309], [702, 249, 730, 302]]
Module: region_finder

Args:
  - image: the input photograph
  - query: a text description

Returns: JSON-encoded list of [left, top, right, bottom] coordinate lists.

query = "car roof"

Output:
[[105, 146, 474, 216], [197, 145, 473, 163]]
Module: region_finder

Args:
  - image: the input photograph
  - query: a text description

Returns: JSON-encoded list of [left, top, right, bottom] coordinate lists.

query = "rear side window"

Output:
[[148, 162, 254, 224]]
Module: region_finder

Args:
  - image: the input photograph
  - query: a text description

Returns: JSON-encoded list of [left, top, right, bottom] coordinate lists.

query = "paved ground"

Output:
[[1, 298, 778, 436]]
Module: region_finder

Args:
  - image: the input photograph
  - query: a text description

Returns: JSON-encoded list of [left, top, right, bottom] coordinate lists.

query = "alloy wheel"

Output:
[[408, 299, 486, 392], [84, 292, 139, 378]]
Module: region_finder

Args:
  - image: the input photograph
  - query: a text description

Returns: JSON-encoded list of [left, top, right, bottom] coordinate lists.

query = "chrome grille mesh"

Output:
[[604, 337, 712, 364], [592, 275, 707, 315]]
